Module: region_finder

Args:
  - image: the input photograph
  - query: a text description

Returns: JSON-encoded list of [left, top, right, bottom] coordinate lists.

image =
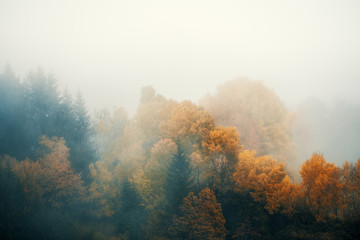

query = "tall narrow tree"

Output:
[[71, 90, 95, 175], [165, 142, 194, 219]]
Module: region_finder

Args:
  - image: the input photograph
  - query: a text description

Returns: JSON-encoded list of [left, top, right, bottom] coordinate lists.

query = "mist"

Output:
[[1, 0, 360, 114], [1, 1, 360, 239]]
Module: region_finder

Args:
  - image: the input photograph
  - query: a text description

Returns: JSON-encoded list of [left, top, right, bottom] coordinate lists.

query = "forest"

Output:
[[1, 66, 360, 240]]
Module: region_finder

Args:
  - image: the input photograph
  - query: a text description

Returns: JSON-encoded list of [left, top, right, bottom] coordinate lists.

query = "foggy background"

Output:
[[1, 0, 360, 164]]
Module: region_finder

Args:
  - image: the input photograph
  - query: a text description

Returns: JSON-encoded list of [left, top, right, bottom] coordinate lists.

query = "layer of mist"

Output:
[[1, 1, 360, 239]]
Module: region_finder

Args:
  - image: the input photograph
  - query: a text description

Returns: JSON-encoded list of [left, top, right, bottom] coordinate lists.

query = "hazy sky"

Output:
[[1, 0, 360, 114]]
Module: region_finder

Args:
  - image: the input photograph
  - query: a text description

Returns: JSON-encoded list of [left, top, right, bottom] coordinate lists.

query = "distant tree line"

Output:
[[0, 68, 359, 240], [0, 65, 96, 176]]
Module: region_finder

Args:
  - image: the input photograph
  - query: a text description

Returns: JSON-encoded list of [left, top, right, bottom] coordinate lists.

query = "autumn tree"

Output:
[[340, 159, 360, 220], [149, 97, 218, 188], [12, 136, 86, 208], [132, 139, 177, 237], [300, 153, 344, 221], [161, 100, 215, 151], [89, 108, 144, 217], [133, 139, 177, 209], [202, 126, 242, 191], [135, 86, 176, 152], [233, 150, 301, 216], [169, 188, 226, 240], [200, 79, 296, 174]]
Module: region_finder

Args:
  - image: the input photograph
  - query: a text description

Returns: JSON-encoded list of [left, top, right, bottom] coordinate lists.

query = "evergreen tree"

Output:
[[0, 155, 29, 239], [73, 90, 90, 143], [55, 87, 75, 139], [22, 68, 60, 159], [0, 67, 96, 178], [71, 90, 95, 176], [0, 65, 26, 158], [117, 179, 146, 239], [165, 142, 194, 219]]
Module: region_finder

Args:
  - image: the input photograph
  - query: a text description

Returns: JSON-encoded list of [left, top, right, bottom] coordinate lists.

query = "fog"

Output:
[[2, 2, 360, 238], [1, 0, 360, 115]]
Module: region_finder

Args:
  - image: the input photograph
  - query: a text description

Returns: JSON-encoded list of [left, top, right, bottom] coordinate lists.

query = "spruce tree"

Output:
[[117, 179, 145, 239], [0, 65, 25, 158], [71, 90, 95, 176], [165, 142, 194, 218]]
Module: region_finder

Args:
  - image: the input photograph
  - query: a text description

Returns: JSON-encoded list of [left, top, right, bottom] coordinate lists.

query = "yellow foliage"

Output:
[[201, 79, 296, 171], [88, 161, 123, 216], [133, 139, 177, 210], [12, 136, 86, 208], [233, 150, 300, 216], [202, 126, 241, 159], [300, 153, 344, 221], [170, 188, 226, 240], [161, 100, 215, 148], [90, 109, 146, 217]]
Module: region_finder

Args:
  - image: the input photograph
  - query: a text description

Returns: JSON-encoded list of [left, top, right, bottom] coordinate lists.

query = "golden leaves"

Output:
[[202, 126, 241, 158], [170, 188, 226, 240], [161, 100, 215, 146], [11, 136, 86, 208], [233, 150, 301, 216], [201, 79, 296, 170], [300, 153, 344, 221]]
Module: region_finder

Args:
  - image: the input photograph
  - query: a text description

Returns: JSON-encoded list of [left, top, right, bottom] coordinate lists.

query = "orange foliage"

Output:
[[200, 126, 242, 190], [135, 88, 176, 149], [300, 153, 344, 221], [233, 150, 301, 216], [12, 136, 86, 208], [202, 126, 242, 160], [133, 138, 177, 210], [89, 160, 124, 216], [341, 160, 360, 219], [161, 100, 215, 147], [91, 108, 145, 217], [170, 188, 226, 240], [201, 79, 296, 170]]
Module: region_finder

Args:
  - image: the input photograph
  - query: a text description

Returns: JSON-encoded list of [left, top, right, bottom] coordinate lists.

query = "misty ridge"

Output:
[[1, 65, 360, 240]]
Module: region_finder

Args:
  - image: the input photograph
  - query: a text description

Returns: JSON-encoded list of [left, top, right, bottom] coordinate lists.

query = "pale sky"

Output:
[[1, 0, 360, 115]]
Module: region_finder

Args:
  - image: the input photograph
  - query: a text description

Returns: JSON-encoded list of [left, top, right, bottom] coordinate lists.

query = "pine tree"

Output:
[[117, 179, 146, 239], [55, 87, 75, 139], [165, 142, 194, 218], [0, 155, 29, 239], [22, 68, 60, 159], [0, 65, 26, 158], [71, 90, 95, 175]]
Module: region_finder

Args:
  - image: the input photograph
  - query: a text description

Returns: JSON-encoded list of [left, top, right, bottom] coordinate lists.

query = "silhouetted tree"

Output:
[[0, 65, 26, 159], [117, 179, 146, 239], [70, 90, 96, 176], [165, 143, 194, 223]]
